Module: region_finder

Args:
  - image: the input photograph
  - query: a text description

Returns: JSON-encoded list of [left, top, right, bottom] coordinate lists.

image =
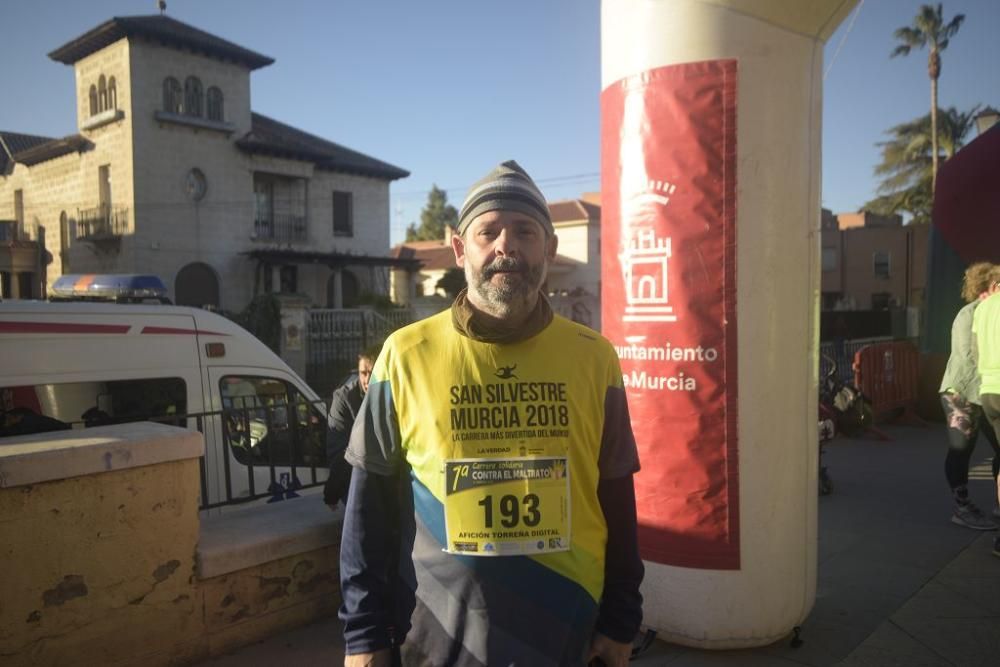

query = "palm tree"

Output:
[[865, 106, 979, 224], [891, 3, 965, 189]]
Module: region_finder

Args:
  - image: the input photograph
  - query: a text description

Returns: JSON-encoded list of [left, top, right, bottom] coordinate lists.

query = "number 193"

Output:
[[477, 493, 541, 528]]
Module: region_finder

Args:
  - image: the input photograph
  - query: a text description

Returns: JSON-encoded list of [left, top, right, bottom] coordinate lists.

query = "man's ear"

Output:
[[451, 232, 467, 268], [546, 232, 559, 260]]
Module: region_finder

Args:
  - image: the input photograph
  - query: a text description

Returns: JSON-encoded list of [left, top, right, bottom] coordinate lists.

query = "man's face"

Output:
[[357, 357, 374, 394], [452, 210, 557, 316]]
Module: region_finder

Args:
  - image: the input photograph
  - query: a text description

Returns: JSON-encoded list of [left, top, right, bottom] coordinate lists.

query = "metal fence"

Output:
[[253, 214, 307, 243], [306, 308, 414, 399], [819, 336, 896, 385], [148, 400, 329, 510], [76, 204, 129, 239]]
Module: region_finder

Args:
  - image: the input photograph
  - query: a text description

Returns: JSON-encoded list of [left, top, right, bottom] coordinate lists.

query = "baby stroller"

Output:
[[819, 353, 873, 438], [816, 353, 873, 495]]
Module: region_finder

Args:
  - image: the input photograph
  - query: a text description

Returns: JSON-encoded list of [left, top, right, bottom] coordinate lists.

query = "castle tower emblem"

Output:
[[620, 228, 676, 322]]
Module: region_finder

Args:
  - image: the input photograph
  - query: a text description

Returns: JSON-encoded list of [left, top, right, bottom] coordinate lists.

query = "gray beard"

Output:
[[466, 258, 545, 317]]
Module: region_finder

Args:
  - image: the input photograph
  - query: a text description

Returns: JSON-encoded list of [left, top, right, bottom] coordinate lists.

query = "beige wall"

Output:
[[128, 40, 255, 310], [73, 40, 138, 276], [0, 40, 138, 286], [821, 215, 929, 310], [548, 217, 601, 298], [389, 266, 447, 305], [1, 155, 81, 290], [0, 423, 342, 666], [201, 545, 340, 657], [1, 437, 202, 666]]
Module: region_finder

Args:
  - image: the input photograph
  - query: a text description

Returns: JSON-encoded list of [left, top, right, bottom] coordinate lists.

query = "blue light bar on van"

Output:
[[50, 274, 170, 303]]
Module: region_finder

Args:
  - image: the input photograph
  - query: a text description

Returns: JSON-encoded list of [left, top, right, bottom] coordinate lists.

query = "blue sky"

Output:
[[1, 0, 997, 244]]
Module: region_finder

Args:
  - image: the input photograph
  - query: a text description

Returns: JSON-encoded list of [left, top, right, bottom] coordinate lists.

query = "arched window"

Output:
[[206, 86, 224, 122], [98, 75, 108, 113], [184, 76, 203, 117], [107, 77, 117, 110], [325, 271, 361, 307], [175, 262, 220, 309], [89, 85, 98, 116], [163, 77, 182, 114], [342, 270, 361, 308]]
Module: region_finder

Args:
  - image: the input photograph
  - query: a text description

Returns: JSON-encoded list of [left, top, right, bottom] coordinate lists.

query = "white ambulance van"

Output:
[[0, 299, 328, 508]]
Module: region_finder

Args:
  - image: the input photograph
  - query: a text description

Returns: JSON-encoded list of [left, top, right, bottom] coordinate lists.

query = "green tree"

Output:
[[891, 3, 965, 188], [406, 185, 457, 242], [227, 293, 282, 353], [436, 267, 467, 298], [864, 106, 978, 225]]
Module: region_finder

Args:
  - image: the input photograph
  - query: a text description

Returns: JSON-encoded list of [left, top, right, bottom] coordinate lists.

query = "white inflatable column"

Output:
[[600, 0, 857, 649]]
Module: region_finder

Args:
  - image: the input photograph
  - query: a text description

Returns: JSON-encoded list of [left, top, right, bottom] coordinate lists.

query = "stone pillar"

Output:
[[271, 264, 281, 293], [275, 293, 310, 379], [331, 269, 343, 309]]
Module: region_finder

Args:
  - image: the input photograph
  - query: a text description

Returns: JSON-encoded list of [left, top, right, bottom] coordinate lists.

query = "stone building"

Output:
[[820, 209, 929, 312], [0, 14, 411, 309]]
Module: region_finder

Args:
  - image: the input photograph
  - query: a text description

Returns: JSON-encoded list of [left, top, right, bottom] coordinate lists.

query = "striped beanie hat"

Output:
[[457, 160, 553, 236]]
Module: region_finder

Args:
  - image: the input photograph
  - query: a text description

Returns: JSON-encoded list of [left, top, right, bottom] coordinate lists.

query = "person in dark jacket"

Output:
[[323, 343, 380, 508]]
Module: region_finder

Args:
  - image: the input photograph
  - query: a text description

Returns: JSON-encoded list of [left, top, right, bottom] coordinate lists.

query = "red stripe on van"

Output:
[[141, 326, 230, 336], [0, 321, 131, 334]]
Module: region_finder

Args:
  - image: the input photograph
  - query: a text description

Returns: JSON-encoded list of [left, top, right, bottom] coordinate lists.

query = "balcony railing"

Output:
[[253, 214, 308, 243], [76, 205, 129, 240], [0, 222, 27, 242]]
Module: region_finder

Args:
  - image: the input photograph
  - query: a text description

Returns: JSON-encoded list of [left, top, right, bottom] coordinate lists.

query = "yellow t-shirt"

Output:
[[973, 293, 1000, 395], [346, 309, 639, 602]]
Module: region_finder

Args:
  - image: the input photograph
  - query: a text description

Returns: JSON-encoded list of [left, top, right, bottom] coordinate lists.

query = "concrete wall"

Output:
[[0, 422, 341, 667]]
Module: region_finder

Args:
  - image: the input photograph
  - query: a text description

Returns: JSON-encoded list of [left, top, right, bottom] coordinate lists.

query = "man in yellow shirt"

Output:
[[339, 160, 644, 666]]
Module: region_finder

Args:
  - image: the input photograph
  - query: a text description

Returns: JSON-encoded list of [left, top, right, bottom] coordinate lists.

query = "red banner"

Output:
[[601, 60, 739, 569]]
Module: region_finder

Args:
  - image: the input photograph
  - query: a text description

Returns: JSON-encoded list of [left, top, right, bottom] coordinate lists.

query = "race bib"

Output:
[[443, 457, 571, 556]]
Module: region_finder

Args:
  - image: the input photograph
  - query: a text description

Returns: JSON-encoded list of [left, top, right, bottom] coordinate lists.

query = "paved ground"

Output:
[[196, 423, 1000, 666]]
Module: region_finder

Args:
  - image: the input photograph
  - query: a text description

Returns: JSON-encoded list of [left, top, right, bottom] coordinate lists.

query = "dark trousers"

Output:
[[941, 392, 1000, 490]]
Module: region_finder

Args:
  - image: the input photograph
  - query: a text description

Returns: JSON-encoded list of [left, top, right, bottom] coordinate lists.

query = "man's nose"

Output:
[[494, 228, 517, 256]]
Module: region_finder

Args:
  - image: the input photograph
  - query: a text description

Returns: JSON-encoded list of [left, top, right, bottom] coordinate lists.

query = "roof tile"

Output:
[[237, 113, 409, 181], [549, 199, 600, 223], [48, 15, 274, 70], [0, 131, 55, 173], [391, 242, 455, 271]]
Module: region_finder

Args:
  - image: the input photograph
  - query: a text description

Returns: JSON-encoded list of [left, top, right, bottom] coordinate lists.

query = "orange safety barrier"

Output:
[[852, 341, 926, 438]]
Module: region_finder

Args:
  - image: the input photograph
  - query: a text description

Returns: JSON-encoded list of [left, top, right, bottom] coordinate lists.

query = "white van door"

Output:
[[202, 366, 328, 507]]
